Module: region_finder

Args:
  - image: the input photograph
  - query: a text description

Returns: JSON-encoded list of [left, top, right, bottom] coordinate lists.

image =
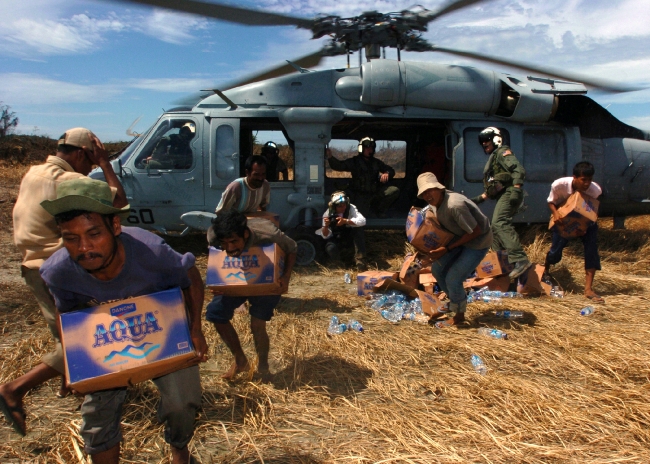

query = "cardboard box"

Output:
[[463, 275, 511, 291], [475, 251, 514, 278], [206, 244, 286, 296], [419, 273, 437, 294], [59, 287, 197, 394], [373, 278, 445, 318], [405, 207, 455, 254], [549, 191, 599, 238], [516, 264, 548, 296], [357, 271, 399, 296], [246, 211, 281, 228], [399, 253, 423, 288]]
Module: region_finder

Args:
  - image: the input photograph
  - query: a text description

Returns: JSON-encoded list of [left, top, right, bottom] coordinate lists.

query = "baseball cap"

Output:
[[57, 127, 98, 153]]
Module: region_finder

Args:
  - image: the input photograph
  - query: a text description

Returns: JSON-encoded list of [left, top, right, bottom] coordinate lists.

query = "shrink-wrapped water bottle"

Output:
[[471, 354, 488, 376], [477, 327, 508, 339], [344, 273, 352, 284]]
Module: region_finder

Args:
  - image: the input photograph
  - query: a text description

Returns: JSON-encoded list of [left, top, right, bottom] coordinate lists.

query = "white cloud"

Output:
[[0, 73, 123, 104], [139, 10, 209, 44]]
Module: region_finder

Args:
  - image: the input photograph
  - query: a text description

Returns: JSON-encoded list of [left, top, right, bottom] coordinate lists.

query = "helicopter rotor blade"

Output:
[[113, 0, 313, 28], [174, 50, 325, 106], [430, 45, 642, 93], [420, 0, 493, 23]]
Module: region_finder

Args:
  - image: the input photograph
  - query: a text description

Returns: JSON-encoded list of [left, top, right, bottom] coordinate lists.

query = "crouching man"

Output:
[[206, 210, 297, 381], [39, 178, 207, 464], [316, 191, 368, 271], [416, 173, 493, 328]]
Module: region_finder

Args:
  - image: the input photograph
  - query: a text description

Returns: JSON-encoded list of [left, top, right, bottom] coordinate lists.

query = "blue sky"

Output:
[[1, 0, 650, 142]]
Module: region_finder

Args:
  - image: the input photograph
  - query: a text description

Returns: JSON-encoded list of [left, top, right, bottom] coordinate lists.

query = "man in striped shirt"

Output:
[[215, 155, 270, 215]]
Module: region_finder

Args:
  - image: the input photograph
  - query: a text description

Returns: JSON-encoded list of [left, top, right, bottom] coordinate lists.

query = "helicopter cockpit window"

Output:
[[523, 130, 566, 182], [133, 119, 197, 170], [463, 128, 511, 182], [326, 139, 406, 180], [253, 130, 294, 182]]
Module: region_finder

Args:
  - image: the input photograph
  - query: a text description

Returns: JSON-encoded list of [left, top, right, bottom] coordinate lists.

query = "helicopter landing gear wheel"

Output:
[[294, 234, 318, 266]]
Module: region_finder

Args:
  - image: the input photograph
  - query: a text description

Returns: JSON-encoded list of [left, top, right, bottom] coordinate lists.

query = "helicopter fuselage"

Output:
[[93, 60, 650, 259]]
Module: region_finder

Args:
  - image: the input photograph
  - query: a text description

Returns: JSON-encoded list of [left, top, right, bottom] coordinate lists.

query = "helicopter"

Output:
[[93, 0, 650, 265]]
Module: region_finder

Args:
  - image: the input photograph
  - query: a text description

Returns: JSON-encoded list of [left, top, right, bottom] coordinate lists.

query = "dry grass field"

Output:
[[1, 158, 650, 463]]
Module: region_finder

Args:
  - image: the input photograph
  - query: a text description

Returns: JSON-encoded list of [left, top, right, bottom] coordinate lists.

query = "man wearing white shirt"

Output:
[[316, 191, 368, 270], [545, 161, 604, 303]]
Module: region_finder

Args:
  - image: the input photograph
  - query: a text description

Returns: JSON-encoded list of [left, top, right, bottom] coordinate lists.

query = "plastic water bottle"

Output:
[[380, 306, 403, 323], [371, 295, 389, 311], [481, 295, 503, 304], [327, 316, 347, 335], [477, 327, 508, 339], [502, 292, 523, 298], [494, 310, 524, 319], [471, 354, 488, 376], [580, 306, 595, 316], [348, 319, 364, 332], [344, 273, 352, 284], [550, 286, 564, 298]]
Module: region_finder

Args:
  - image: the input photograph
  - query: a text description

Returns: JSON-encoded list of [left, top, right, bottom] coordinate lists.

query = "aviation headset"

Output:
[[358, 136, 376, 154], [478, 127, 503, 148]]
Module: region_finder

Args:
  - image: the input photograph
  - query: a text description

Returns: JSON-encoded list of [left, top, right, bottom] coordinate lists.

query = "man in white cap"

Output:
[[0, 128, 127, 437], [416, 173, 493, 328], [39, 177, 206, 464]]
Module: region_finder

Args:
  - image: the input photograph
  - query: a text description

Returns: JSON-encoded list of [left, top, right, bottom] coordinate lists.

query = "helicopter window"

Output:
[[523, 130, 566, 182], [463, 128, 511, 182], [133, 119, 197, 170], [215, 124, 236, 180], [252, 130, 294, 182], [326, 139, 406, 179]]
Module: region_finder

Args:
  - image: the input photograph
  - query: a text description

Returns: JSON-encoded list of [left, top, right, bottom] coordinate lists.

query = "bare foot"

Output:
[[253, 368, 274, 383], [585, 292, 605, 304], [57, 376, 71, 398], [220, 361, 250, 380]]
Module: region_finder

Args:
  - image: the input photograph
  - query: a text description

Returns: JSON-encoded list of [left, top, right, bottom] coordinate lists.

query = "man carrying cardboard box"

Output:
[[39, 178, 207, 464], [416, 173, 493, 328], [207, 210, 297, 381], [545, 161, 604, 304]]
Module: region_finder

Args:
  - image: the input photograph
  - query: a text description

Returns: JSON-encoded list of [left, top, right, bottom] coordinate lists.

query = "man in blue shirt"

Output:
[[39, 177, 207, 464]]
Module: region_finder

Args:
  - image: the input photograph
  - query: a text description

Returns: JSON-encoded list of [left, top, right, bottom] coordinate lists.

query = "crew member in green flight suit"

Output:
[[471, 127, 531, 279]]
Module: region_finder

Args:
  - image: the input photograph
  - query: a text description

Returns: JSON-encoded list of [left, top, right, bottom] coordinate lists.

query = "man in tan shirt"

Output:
[[0, 128, 127, 437]]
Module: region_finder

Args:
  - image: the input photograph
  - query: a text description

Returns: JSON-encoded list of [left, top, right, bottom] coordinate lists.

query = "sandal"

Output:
[[434, 317, 456, 329], [0, 392, 26, 436], [586, 294, 605, 304]]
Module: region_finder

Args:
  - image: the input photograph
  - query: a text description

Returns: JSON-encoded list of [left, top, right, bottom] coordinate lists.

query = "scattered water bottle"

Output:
[[470, 354, 488, 376], [371, 295, 389, 310], [327, 316, 347, 335], [348, 319, 364, 332], [481, 295, 503, 304], [344, 273, 352, 284], [550, 286, 564, 298], [380, 306, 404, 323], [580, 306, 595, 316], [494, 310, 524, 319], [477, 327, 508, 339]]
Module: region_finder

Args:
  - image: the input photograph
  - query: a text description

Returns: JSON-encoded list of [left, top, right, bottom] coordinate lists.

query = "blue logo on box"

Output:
[[110, 303, 136, 317]]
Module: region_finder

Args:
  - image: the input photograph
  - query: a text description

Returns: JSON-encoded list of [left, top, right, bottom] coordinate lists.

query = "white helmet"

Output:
[[478, 127, 502, 148], [358, 136, 376, 154]]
